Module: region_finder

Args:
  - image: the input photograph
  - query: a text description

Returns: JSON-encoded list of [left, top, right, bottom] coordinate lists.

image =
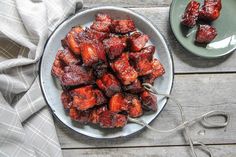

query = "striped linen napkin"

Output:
[[0, 0, 83, 156]]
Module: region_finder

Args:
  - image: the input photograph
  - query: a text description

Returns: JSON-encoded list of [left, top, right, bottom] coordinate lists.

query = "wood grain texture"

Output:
[[83, 0, 172, 8], [56, 74, 236, 148], [62, 145, 236, 157]]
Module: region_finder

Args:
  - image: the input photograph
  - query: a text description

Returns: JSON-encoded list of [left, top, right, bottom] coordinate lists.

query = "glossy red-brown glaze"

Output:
[[52, 13, 166, 128], [196, 25, 217, 44], [181, 0, 200, 27]]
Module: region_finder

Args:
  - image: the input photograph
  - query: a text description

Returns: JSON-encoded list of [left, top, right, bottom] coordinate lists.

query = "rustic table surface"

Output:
[[55, 1, 236, 156]]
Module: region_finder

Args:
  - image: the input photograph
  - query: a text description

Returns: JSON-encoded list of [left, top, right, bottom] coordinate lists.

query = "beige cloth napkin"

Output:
[[0, 0, 83, 156]]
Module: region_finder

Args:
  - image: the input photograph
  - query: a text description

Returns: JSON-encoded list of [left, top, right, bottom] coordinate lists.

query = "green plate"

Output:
[[170, 0, 236, 58]]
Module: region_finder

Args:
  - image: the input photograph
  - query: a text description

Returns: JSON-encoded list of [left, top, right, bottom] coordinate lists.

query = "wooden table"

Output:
[[55, 1, 236, 156]]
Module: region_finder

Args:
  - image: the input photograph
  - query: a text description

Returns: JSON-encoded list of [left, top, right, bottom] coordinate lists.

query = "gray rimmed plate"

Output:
[[170, 0, 236, 58], [40, 6, 174, 138]]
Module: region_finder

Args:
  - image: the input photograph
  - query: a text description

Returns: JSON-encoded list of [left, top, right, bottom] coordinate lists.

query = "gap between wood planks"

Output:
[[83, 6, 170, 9], [175, 71, 236, 75], [61, 143, 236, 150], [82, 0, 171, 9]]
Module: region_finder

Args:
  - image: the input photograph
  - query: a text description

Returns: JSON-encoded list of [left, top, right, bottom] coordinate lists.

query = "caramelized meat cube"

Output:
[[150, 59, 165, 78], [76, 28, 109, 43], [96, 73, 122, 97], [70, 85, 107, 111], [92, 62, 108, 78], [129, 45, 155, 61], [62, 26, 83, 55], [70, 105, 108, 124], [134, 58, 153, 76], [76, 111, 91, 124], [74, 30, 107, 67], [130, 33, 149, 52], [199, 0, 222, 21], [109, 93, 128, 113], [99, 111, 127, 128], [61, 91, 72, 109], [195, 25, 217, 43], [142, 59, 165, 84], [140, 90, 157, 111], [181, 0, 200, 27], [60, 65, 94, 87], [129, 46, 155, 76], [75, 26, 109, 43], [69, 107, 91, 124], [125, 94, 143, 118], [79, 41, 106, 66], [90, 14, 112, 33], [103, 36, 127, 60], [90, 22, 111, 33], [58, 48, 80, 65], [110, 53, 138, 85], [123, 79, 144, 94], [83, 28, 109, 41], [51, 50, 65, 78], [95, 13, 112, 23], [89, 105, 108, 124], [111, 19, 136, 34]]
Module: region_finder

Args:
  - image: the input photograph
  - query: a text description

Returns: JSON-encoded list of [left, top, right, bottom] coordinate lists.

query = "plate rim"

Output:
[[39, 6, 175, 139], [169, 0, 236, 59]]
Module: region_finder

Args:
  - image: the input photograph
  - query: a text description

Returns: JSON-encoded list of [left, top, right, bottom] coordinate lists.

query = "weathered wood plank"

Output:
[[56, 74, 236, 148], [131, 7, 236, 73], [62, 145, 236, 157], [83, 0, 172, 8]]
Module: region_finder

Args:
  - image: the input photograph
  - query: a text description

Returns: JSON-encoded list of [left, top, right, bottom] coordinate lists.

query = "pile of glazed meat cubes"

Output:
[[51, 13, 165, 128], [181, 0, 222, 44]]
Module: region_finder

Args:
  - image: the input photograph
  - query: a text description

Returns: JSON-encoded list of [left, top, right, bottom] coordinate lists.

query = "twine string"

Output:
[[128, 83, 230, 157]]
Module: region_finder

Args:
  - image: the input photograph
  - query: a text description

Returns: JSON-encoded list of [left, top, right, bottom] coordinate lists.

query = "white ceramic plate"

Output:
[[40, 6, 174, 138]]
